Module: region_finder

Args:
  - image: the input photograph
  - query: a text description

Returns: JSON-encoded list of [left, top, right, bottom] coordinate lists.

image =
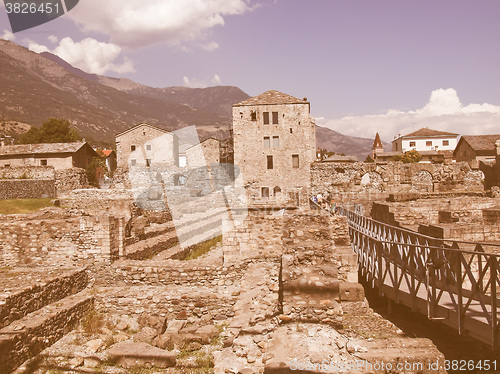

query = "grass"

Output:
[[183, 235, 222, 261], [0, 198, 54, 214]]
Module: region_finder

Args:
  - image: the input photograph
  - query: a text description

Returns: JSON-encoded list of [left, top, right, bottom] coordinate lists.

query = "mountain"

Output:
[[0, 40, 247, 145], [0, 39, 385, 158], [316, 126, 391, 161]]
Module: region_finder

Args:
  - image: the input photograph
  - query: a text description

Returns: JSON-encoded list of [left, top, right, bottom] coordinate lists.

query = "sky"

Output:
[[1, 0, 500, 142]]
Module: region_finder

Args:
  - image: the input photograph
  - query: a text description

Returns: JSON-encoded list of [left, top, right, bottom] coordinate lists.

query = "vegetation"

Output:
[[183, 235, 222, 260], [19, 118, 81, 144], [0, 198, 54, 214], [398, 150, 422, 163], [86, 155, 107, 187]]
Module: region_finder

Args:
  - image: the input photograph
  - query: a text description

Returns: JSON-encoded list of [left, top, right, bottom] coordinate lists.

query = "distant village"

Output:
[[0, 89, 498, 203]]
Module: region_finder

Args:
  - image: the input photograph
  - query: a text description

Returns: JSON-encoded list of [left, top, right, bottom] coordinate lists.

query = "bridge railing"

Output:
[[332, 203, 500, 349]]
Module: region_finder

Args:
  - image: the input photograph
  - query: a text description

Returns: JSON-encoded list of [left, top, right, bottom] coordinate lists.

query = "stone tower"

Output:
[[372, 132, 384, 159], [232, 90, 316, 206]]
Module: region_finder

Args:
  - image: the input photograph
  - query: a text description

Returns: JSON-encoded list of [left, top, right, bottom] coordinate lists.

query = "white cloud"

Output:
[[28, 37, 135, 75], [66, 0, 251, 50], [183, 73, 222, 88], [48, 35, 59, 44], [319, 88, 500, 142], [1, 30, 15, 41]]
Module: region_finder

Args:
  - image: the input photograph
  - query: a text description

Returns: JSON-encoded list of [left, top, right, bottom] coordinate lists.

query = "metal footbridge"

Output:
[[330, 203, 500, 349]]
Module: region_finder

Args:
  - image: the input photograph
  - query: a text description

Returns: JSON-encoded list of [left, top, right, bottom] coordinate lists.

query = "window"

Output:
[[131, 145, 136, 151], [40, 159, 47, 166], [292, 154, 299, 168], [174, 174, 187, 186], [179, 155, 187, 168], [146, 159, 151, 167], [263, 112, 270, 124], [409, 141, 416, 147], [267, 155, 273, 169], [443, 140, 449, 146], [146, 144, 152, 151], [131, 159, 136, 166], [426, 141, 432, 146], [290, 128, 293, 134], [261, 187, 270, 198], [264, 136, 270, 148], [251, 111, 257, 121], [274, 186, 281, 195], [272, 112, 279, 124], [272, 136, 279, 148]]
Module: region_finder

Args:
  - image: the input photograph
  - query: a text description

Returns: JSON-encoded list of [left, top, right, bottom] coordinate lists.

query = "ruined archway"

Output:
[[411, 170, 433, 192]]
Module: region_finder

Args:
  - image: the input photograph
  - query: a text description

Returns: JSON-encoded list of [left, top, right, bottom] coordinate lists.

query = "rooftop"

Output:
[[459, 135, 500, 152], [0, 142, 88, 156], [233, 90, 309, 106], [398, 127, 459, 139]]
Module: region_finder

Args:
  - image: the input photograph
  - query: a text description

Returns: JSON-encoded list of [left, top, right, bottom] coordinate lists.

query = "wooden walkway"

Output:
[[331, 204, 500, 349]]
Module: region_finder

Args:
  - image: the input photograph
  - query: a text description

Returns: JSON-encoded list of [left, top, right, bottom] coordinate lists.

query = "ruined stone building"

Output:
[[0, 141, 97, 169], [232, 90, 316, 205], [115, 123, 179, 169], [186, 137, 220, 168]]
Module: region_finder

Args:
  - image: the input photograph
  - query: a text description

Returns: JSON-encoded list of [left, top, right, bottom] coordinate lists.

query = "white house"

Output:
[[392, 128, 459, 153]]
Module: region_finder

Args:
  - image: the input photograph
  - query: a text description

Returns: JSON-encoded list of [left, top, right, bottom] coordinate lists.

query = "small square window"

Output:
[[263, 112, 269, 124], [40, 159, 47, 166], [251, 111, 257, 121], [261, 187, 269, 198], [131, 145, 136, 151], [426, 141, 432, 146], [292, 154, 299, 168], [267, 155, 273, 169], [131, 159, 136, 166], [409, 141, 416, 147], [272, 112, 279, 124], [146, 144, 152, 151], [264, 136, 270, 148], [272, 136, 279, 148], [443, 140, 449, 146]]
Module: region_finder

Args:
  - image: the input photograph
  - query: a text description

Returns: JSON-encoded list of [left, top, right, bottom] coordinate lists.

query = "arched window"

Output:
[[274, 186, 282, 195]]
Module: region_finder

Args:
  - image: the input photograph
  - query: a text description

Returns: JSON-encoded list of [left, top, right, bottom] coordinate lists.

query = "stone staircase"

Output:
[[0, 268, 93, 374]]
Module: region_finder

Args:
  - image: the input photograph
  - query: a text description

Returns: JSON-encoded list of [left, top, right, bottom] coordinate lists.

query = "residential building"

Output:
[[453, 135, 500, 162], [232, 90, 316, 205], [0, 142, 97, 169], [392, 127, 459, 153], [186, 137, 220, 168], [115, 123, 179, 169], [101, 149, 117, 173]]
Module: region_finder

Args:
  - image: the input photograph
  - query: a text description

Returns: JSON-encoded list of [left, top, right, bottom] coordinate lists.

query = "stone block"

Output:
[[107, 341, 176, 368], [339, 282, 364, 301]]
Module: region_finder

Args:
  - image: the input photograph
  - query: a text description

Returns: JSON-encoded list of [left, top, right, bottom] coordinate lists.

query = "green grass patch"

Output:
[[183, 235, 222, 261], [0, 198, 54, 214]]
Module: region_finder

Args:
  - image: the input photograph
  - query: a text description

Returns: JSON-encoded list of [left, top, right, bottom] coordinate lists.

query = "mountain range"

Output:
[[0, 39, 388, 158]]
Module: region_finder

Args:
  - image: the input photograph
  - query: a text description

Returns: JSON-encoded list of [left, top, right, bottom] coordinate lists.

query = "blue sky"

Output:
[[1, 0, 500, 141]]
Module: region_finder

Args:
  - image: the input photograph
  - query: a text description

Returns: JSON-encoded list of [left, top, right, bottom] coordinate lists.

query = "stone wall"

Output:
[[0, 210, 124, 268], [0, 166, 55, 179], [311, 161, 485, 202], [55, 168, 89, 196], [0, 268, 88, 329], [0, 179, 55, 199]]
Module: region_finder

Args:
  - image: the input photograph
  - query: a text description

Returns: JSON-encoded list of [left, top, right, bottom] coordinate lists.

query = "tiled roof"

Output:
[[461, 135, 500, 151], [102, 150, 114, 157], [233, 90, 309, 106], [0, 142, 86, 156], [401, 128, 459, 138], [115, 123, 170, 138], [372, 133, 383, 150]]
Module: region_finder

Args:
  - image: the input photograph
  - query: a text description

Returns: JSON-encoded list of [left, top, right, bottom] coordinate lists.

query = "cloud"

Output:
[[1, 30, 15, 41], [48, 35, 59, 43], [319, 88, 500, 142], [28, 37, 135, 75], [183, 73, 222, 88], [66, 0, 251, 50]]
